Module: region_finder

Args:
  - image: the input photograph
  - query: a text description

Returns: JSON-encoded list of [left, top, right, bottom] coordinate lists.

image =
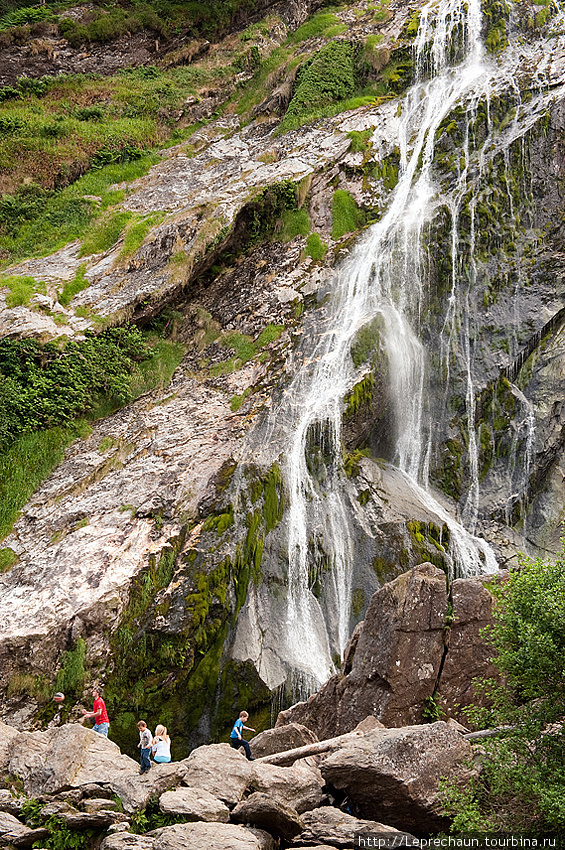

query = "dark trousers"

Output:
[[140, 747, 151, 771], [230, 736, 253, 760]]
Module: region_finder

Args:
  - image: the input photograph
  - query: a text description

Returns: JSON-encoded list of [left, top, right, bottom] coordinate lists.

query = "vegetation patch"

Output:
[[279, 41, 357, 133], [305, 232, 328, 261], [1, 274, 46, 308], [0, 421, 91, 542], [331, 189, 366, 240], [440, 546, 565, 834], [58, 264, 88, 307]]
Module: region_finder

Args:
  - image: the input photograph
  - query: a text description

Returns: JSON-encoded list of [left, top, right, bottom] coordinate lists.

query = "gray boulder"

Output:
[[101, 835, 155, 850], [151, 821, 276, 849], [231, 791, 304, 841], [250, 723, 318, 759], [181, 744, 253, 807], [292, 806, 409, 847], [438, 573, 506, 723], [320, 722, 475, 833], [158, 787, 230, 822], [8, 724, 138, 796], [250, 761, 324, 814], [107, 762, 189, 813]]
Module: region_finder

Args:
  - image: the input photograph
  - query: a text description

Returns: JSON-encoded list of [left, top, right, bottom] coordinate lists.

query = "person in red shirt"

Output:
[[81, 687, 110, 737]]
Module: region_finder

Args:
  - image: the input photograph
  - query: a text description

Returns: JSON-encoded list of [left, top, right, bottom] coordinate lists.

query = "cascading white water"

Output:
[[241, 0, 565, 692]]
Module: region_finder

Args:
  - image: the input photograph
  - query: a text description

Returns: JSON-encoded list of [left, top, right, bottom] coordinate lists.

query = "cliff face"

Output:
[[1, 0, 565, 752]]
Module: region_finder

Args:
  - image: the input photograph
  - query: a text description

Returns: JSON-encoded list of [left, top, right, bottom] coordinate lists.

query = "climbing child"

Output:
[[137, 720, 153, 774]]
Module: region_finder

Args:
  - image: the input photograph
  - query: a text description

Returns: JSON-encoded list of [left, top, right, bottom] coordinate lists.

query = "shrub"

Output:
[[0, 327, 149, 452], [305, 232, 328, 260], [281, 41, 357, 131], [440, 544, 565, 834], [331, 189, 366, 239]]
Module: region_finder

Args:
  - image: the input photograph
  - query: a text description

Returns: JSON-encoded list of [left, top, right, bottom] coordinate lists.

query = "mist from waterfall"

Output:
[[239, 0, 565, 693]]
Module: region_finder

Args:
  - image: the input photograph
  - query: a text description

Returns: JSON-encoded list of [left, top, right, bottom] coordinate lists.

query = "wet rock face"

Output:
[[277, 565, 503, 735]]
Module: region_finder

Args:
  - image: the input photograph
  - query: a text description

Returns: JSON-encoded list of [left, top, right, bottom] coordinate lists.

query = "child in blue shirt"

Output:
[[229, 710, 256, 760]]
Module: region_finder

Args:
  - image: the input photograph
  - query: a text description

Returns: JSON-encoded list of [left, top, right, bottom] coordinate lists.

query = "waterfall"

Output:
[[236, 0, 565, 694]]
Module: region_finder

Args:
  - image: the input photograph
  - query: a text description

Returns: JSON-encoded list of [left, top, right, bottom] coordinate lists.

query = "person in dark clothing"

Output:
[[229, 710, 255, 760]]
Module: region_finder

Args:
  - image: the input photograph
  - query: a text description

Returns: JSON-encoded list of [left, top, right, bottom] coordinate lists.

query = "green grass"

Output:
[[305, 232, 328, 260], [0, 547, 16, 571], [279, 208, 310, 242], [128, 338, 186, 398], [119, 212, 166, 259], [1, 274, 46, 308], [0, 421, 91, 542], [332, 189, 366, 240], [79, 210, 132, 257], [289, 12, 346, 42], [58, 264, 88, 307], [209, 324, 285, 377], [0, 155, 158, 268]]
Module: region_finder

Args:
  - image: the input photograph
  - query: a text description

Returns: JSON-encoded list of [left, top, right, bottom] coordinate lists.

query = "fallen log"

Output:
[[463, 725, 514, 740], [254, 730, 365, 766]]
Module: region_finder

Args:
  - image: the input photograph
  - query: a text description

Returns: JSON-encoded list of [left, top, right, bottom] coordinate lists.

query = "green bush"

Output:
[[281, 41, 357, 132], [0, 327, 149, 452], [0, 5, 54, 31], [331, 189, 366, 239], [305, 232, 328, 260], [440, 544, 565, 834]]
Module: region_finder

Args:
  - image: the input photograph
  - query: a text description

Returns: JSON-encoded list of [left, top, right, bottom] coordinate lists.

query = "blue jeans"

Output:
[[230, 737, 253, 760], [140, 747, 151, 771], [93, 722, 109, 736]]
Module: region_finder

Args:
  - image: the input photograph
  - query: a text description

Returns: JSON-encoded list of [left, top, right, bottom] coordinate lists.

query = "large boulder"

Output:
[[101, 835, 155, 850], [181, 744, 254, 807], [0, 721, 21, 774], [319, 722, 475, 833], [291, 806, 410, 847], [278, 565, 449, 736], [159, 787, 230, 822], [231, 792, 304, 841], [151, 822, 276, 850], [437, 573, 506, 723], [250, 761, 324, 814], [107, 762, 189, 813], [250, 723, 318, 759], [7, 724, 139, 797]]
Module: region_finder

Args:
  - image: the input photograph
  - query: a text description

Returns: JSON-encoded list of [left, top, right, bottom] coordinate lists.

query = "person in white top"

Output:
[[151, 724, 172, 763]]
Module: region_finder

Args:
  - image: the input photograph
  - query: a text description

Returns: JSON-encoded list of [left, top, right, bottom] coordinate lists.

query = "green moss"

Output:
[[347, 129, 373, 153], [350, 316, 383, 367], [351, 587, 365, 617], [202, 507, 234, 536], [0, 547, 16, 571], [343, 447, 370, 477], [305, 232, 328, 261], [406, 520, 449, 573], [344, 373, 375, 418], [331, 189, 366, 240]]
